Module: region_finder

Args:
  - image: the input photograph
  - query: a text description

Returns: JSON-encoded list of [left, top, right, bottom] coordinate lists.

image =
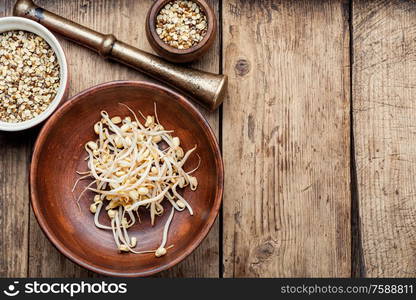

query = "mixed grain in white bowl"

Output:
[[0, 30, 60, 123]]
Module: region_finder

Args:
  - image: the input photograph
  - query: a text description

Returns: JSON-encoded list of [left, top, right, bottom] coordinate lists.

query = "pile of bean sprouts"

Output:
[[73, 104, 199, 257]]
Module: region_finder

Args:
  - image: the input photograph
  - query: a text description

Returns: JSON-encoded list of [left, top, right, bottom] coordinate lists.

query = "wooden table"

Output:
[[1, 0, 415, 278]]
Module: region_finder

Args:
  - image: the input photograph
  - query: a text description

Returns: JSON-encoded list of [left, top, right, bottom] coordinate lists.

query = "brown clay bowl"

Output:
[[30, 81, 223, 277], [146, 0, 217, 63]]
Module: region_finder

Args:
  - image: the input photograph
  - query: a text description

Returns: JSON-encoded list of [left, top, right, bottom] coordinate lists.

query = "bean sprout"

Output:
[[73, 104, 199, 257]]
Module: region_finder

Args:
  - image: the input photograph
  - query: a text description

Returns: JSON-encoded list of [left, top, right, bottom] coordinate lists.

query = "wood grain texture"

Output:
[[0, 0, 31, 278], [222, 0, 351, 277], [353, 0, 416, 277], [0, 131, 32, 277], [0, 0, 220, 277]]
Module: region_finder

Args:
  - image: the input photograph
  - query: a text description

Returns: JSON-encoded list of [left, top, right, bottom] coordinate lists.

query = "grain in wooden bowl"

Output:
[[30, 81, 223, 277], [146, 0, 217, 63], [155, 0, 208, 50]]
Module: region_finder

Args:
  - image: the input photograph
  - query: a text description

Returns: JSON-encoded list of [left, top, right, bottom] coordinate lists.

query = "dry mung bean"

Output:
[[156, 0, 208, 50], [0, 30, 60, 123]]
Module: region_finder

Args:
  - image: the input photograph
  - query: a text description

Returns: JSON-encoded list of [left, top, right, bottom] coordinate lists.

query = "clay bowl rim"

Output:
[[30, 80, 224, 277], [146, 0, 216, 55]]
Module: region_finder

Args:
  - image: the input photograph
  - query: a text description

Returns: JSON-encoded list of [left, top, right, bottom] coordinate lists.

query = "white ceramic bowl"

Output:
[[0, 17, 68, 131]]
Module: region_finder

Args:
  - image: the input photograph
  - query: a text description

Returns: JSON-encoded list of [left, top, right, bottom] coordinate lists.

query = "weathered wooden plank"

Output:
[[0, 131, 32, 277], [0, 0, 31, 278], [0, 0, 220, 277], [222, 0, 351, 277], [353, 0, 416, 277]]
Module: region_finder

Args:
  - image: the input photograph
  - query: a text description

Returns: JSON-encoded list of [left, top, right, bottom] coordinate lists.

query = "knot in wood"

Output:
[[235, 59, 250, 76], [255, 241, 275, 261]]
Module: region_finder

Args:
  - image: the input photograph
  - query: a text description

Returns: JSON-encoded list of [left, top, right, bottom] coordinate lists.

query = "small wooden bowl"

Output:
[[146, 0, 217, 63], [30, 81, 223, 277]]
